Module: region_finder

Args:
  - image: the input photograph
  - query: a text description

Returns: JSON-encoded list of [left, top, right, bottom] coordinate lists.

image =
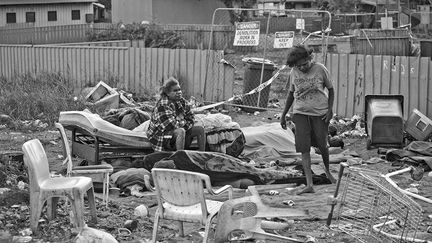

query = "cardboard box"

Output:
[[405, 108, 432, 141]]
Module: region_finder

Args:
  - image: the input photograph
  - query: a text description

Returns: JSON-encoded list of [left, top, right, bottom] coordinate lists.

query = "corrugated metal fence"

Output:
[[0, 44, 233, 102], [1, 44, 431, 118], [0, 24, 94, 44], [324, 53, 432, 119]]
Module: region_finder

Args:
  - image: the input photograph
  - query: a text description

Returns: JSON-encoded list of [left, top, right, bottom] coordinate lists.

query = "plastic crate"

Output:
[[365, 95, 404, 150], [405, 108, 432, 141]]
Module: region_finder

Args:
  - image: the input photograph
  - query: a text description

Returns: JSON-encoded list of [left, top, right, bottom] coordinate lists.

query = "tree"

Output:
[[221, 0, 257, 8], [98, 0, 111, 10], [320, 0, 361, 13], [221, 0, 258, 23]]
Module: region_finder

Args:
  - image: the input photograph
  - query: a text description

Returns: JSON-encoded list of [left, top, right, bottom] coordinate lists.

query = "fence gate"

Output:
[[204, 8, 332, 112]]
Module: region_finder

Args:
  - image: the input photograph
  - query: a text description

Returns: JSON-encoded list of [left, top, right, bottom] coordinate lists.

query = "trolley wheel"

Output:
[[366, 138, 372, 150]]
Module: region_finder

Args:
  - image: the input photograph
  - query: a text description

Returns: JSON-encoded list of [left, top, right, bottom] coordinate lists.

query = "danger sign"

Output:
[[273, 31, 294, 49], [233, 21, 260, 46]]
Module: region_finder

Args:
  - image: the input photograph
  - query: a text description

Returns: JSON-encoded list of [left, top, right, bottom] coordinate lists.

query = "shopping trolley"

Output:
[[327, 163, 426, 243]]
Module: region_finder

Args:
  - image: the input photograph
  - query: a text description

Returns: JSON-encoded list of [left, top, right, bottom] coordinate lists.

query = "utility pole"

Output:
[[397, 0, 400, 26], [375, 0, 379, 28]]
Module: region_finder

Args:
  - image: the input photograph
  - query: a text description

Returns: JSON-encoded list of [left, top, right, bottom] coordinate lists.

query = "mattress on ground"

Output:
[[59, 111, 152, 148]]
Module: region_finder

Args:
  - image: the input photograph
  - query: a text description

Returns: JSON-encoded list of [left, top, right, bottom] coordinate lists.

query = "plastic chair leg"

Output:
[[203, 212, 218, 243], [152, 209, 160, 243], [87, 188, 97, 223], [71, 191, 85, 228], [47, 197, 60, 220], [103, 173, 109, 207], [29, 193, 45, 232]]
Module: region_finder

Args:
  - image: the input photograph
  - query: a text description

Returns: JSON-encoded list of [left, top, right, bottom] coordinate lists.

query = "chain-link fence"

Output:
[[204, 8, 332, 112]]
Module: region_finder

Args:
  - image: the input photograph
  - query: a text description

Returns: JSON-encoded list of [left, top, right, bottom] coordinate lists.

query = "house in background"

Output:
[[0, 0, 96, 28], [256, 0, 317, 16], [112, 0, 227, 24]]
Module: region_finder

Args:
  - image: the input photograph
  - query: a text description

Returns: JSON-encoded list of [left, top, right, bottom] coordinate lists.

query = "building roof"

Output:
[[258, 0, 314, 3], [0, 0, 95, 5], [360, 0, 397, 6]]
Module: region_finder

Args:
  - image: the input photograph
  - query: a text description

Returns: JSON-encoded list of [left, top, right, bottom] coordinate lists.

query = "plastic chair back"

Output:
[[22, 139, 51, 189], [55, 122, 73, 174], [152, 168, 208, 221]]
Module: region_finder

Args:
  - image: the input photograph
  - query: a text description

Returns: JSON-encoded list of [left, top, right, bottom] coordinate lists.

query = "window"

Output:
[[26, 12, 36, 23], [48, 11, 57, 21], [6, 13, 16, 23], [71, 10, 80, 20]]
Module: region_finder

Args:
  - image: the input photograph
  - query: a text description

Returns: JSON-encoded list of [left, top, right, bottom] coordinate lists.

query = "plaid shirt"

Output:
[[147, 96, 194, 151]]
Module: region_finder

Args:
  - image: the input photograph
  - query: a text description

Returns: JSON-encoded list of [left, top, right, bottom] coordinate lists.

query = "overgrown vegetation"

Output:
[[87, 23, 185, 49], [0, 73, 86, 127]]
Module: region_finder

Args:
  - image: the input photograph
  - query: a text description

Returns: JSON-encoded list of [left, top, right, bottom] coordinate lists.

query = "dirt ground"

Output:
[[1, 110, 432, 243]]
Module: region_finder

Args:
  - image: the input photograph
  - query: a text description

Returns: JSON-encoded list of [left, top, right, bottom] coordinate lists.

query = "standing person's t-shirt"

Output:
[[288, 62, 333, 116]]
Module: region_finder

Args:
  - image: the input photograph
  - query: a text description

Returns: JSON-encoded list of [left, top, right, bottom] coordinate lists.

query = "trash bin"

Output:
[[420, 40, 432, 59], [365, 95, 404, 150], [242, 58, 276, 111]]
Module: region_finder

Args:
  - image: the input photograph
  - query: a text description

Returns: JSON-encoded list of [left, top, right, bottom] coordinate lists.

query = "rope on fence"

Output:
[[193, 65, 287, 113]]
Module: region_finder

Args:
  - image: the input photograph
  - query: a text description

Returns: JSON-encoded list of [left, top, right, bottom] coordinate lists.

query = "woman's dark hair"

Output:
[[161, 77, 180, 96], [286, 45, 313, 67]]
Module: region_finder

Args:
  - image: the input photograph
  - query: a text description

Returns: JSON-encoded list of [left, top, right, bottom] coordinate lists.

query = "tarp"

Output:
[[132, 150, 331, 186], [241, 122, 304, 161]]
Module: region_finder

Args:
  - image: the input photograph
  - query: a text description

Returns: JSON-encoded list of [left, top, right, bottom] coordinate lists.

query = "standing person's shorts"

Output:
[[292, 113, 329, 153]]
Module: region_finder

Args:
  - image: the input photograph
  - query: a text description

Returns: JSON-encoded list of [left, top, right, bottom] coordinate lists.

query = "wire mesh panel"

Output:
[[334, 166, 423, 243], [205, 8, 332, 112]]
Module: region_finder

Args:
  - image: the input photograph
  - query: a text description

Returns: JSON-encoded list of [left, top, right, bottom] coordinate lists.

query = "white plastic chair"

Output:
[[55, 122, 113, 207], [22, 139, 97, 232], [144, 168, 233, 243]]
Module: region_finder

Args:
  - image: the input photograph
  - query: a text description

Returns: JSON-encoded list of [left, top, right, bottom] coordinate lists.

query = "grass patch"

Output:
[[0, 72, 86, 127]]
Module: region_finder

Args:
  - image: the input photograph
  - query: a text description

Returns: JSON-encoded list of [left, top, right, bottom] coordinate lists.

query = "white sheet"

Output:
[[241, 122, 302, 160]]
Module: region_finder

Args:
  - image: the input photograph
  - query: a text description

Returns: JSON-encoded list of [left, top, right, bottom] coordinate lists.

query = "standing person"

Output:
[[280, 45, 336, 194], [147, 77, 206, 152]]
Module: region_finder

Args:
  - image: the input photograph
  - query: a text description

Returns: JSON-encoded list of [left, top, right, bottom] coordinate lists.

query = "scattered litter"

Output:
[[75, 227, 118, 243], [117, 227, 131, 236], [364, 157, 386, 164], [133, 205, 149, 218], [254, 111, 260, 116], [128, 184, 146, 198], [282, 200, 295, 207], [49, 141, 57, 145], [0, 188, 11, 194], [305, 235, 317, 243], [17, 181, 27, 190], [19, 228, 32, 236], [346, 158, 363, 165], [12, 236, 32, 243], [268, 190, 279, 196], [405, 187, 419, 194], [123, 219, 138, 231]]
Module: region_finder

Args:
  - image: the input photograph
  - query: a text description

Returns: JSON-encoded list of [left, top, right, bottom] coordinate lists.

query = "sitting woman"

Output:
[[147, 77, 206, 152]]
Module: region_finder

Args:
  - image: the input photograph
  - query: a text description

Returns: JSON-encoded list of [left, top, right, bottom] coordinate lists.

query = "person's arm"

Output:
[[321, 64, 334, 123], [281, 91, 294, 130], [183, 100, 194, 130], [323, 87, 334, 123], [158, 104, 179, 133]]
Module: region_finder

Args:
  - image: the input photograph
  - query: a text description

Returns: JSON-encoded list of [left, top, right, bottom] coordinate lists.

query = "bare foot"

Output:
[[297, 186, 315, 195]]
